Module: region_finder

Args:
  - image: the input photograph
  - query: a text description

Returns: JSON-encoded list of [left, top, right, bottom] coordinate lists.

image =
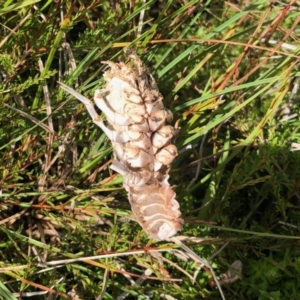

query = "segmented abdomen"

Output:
[[100, 54, 183, 240]]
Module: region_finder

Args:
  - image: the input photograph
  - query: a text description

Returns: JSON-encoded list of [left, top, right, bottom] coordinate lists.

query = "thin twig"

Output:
[[137, 0, 147, 38], [116, 268, 153, 300], [37, 59, 55, 194], [3, 104, 51, 133], [44, 249, 173, 266], [0, 13, 32, 49], [170, 236, 226, 300], [96, 268, 109, 300]]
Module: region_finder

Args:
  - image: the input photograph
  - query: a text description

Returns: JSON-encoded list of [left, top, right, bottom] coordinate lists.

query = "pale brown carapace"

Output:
[[59, 53, 183, 240]]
